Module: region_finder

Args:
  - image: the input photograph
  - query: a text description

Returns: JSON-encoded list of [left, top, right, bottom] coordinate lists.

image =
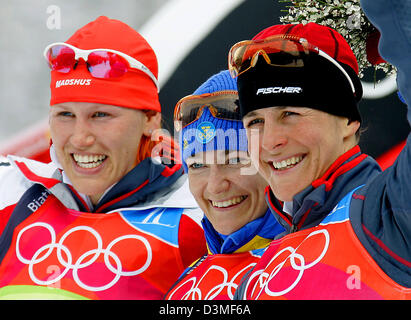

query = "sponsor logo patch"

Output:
[[256, 86, 303, 95], [55, 78, 91, 88], [196, 121, 216, 144]]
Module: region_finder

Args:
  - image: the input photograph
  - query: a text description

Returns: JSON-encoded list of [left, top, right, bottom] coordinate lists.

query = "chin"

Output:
[[72, 181, 106, 197], [270, 186, 294, 202]]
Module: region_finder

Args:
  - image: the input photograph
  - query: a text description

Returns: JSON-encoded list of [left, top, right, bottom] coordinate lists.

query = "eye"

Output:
[[228, 156, 251, 166], [93, 111, 109, 118], [244, 118, 264, 128], [188, 162, 205, 170], [57, 111, 74, 117], [227, 157, 241, 165], [282, 110, 299, 118]]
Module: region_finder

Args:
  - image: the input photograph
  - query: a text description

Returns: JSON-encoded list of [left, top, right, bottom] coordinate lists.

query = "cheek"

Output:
[[188, 177, 207, 206], [250, 179, 268, 203], [120, 134, 141, 153], [255, 175, 269, 190], [111, 140, 140, 174], [247, 129, 263, 163], [293, 125, 327, 156], [107, 125, 142, 155], [237, 175, 264, 194], [49, 119, 59, 141], [302, 126, 343, 176], [49, 122, 69, 151]]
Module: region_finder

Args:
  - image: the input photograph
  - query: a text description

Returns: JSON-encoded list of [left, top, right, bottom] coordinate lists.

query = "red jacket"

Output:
[[0, 155, 206, 299]]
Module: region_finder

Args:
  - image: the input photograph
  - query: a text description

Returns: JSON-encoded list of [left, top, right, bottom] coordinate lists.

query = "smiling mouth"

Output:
[[271, 155, 305, 171], [72, 154, 107, 169], [211, 195, 247, 208]]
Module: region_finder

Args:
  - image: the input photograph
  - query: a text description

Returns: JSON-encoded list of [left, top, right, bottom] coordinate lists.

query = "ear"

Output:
[[143, 112, 161, 137], [341, 119, 361, 150], [344, 119, 361, 138]]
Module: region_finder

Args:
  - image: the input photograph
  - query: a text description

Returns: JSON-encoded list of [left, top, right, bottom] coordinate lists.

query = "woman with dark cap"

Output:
[[0, 16, 206, 300], [230, 21, 411, 299], [165, 70, 284, 300]]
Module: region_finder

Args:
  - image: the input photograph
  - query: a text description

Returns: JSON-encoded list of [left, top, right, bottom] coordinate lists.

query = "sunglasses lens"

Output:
[[229, 37, 309, 77], [87, 51, 128, 78], [176, 94, 240, 130], [46, 45, 76, 73]]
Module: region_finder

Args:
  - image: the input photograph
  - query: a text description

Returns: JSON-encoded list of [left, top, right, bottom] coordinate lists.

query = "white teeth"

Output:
[[72, 154, 107, 168], [211, 196, 246, 208], [273, 155, 303, 170]]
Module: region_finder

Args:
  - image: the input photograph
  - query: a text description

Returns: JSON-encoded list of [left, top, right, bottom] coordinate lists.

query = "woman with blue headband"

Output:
[[165, 70, 284, 300]]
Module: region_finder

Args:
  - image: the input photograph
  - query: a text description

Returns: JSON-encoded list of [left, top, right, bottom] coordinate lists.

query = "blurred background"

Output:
[[0, 0, 409, 167]]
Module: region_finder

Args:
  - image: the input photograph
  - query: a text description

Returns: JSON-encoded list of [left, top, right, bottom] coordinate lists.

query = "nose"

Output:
[[206, 165, 230, 195], [70, 119, 95, 149], [261, 119, 287, 152]]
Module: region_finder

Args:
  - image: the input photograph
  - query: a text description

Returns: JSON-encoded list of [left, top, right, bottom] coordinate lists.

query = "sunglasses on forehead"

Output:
[[173, 90, 241, 132], [228, 35, 356, 95], [43, 42, 159, 92]]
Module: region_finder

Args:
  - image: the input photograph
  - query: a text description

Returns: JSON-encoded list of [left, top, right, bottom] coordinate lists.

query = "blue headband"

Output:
[[179, 70, 247, 171]]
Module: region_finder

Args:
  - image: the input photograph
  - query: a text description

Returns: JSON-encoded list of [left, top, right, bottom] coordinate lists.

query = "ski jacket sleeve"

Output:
[[178, 208, 207, 268], [351, 0, 411, 287], [0, 158, 28, 236]]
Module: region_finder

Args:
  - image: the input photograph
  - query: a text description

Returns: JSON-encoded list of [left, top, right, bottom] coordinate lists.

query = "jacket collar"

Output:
[[9, 154, 186, 213], [68, 158, 184, 213], [202, 209, 285, 254], [266, 145, 382, 235]]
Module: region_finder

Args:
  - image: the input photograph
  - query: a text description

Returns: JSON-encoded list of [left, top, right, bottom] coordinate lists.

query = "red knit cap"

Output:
[[237, 23, 363, 122], [252, 22, 359, 75], [49, 16, 160, 112]]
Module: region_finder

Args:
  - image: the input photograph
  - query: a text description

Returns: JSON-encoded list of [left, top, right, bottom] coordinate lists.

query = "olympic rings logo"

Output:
[[245, 229, 330, 299], [16, 222, 152, 292], [167, 262, 256, 300]]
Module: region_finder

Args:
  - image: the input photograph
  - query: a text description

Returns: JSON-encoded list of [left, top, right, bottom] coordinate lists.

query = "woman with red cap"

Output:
[[0, 16, 206, 300], [230, 21, 411, 299]]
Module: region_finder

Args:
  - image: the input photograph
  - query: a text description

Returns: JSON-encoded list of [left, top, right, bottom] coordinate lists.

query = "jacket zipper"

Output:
[[290, 224, 298, 233]]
